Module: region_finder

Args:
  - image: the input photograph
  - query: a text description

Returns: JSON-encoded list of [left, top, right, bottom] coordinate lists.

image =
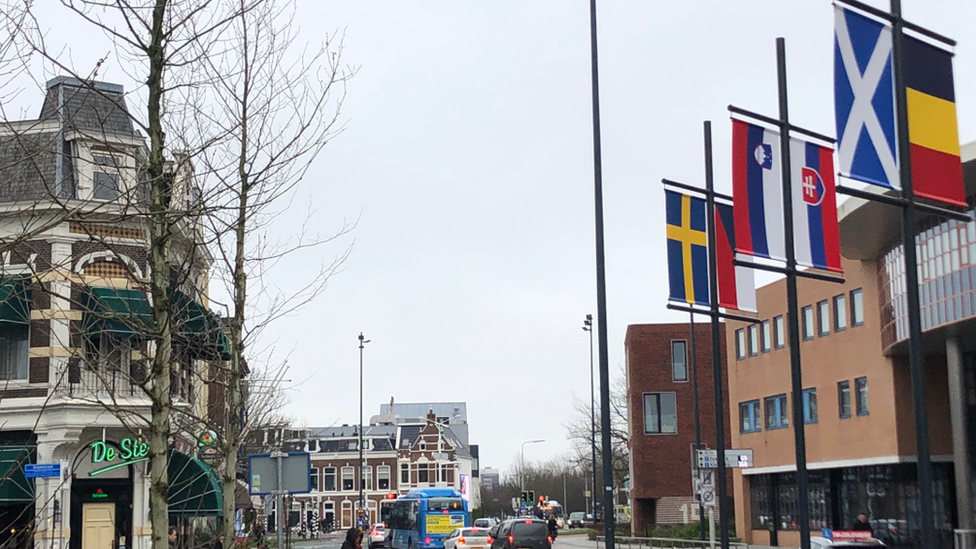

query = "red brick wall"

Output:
[[626, 322, 731, 529]]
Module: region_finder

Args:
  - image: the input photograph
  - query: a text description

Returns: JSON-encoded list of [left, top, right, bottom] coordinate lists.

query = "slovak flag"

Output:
[[732, 119, 843, 273]]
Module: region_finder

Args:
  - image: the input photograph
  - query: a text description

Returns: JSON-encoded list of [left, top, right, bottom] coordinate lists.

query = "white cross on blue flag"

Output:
[[834, 6, 899, 190]]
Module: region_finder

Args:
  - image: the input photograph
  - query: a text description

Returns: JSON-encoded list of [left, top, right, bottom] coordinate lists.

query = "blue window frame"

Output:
[[774, 315, 785, 348], [802, 388, 818, 424], [838, 381, 852, 419], [739, 400, 761, 433], [851, 289, 864, 327], [802, 306, 814, 340], [764, 394, 788, 430]]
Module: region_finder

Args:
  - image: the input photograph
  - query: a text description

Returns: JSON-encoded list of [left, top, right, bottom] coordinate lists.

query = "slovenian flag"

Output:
[[732, 119, 843, 273]]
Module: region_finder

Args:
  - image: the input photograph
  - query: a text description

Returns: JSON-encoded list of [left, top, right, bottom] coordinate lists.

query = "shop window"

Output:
[[341, 466, 354, 491], [740, 400, 761, 433], [774, 315, 785, 348], [749, 324, 759, 356], [323, 467, 336, 491], [643, 392, 677, 434], [802, 388, 818, 424], [802, 306, 814, 340], [855, 377, 869, 416], [851, 289, 864, 326], [0, 324, 28, 381], [671, 340, 688, 382], [834, 294, 848, 331], [765, 394, 788, 430], [817, 300, 830, 336], [838, 381, 852, 418], [736, 329, 746, 360]]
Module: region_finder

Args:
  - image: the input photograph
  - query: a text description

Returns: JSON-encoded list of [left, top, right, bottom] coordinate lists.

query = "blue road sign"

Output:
[[25, 463, 61, 479]]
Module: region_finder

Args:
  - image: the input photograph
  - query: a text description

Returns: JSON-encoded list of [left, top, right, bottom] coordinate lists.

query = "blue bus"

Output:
[[388, 488, 468, 549]]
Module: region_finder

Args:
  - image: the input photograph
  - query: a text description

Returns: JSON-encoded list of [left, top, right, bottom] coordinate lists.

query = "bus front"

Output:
[[419, 495, 468, 549]]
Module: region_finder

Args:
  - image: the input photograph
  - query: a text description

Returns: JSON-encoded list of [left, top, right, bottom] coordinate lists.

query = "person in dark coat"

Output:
[[547, 516, 558, 539], [851, 512, 873, 535], [341, 527, 360, 549]]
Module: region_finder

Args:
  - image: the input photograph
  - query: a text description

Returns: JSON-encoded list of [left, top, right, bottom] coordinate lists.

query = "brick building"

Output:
[[625, 322, 730, 534]]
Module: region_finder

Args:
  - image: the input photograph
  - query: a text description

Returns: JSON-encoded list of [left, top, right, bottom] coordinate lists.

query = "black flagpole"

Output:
[[689, 311, 704, 540], [775, 37, 812, 549], [889, 1, 936, 547], [703, 121, 730, 549], [587, 0, 615, 546]]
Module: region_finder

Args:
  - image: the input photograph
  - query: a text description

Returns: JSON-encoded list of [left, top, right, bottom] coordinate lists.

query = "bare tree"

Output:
[[564, 368, 629, 497]]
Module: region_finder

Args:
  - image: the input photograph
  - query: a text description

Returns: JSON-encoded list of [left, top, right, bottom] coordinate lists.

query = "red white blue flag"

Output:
[[715, 202, 757, 312], [732, 119, 843, 273]]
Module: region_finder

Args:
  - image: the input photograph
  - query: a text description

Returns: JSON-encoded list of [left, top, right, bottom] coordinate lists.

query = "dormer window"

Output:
[[93, 155, 120, 200]]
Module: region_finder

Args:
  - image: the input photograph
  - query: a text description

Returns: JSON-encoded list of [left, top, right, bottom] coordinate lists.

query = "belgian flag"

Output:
[[904, 36, 965, 207]]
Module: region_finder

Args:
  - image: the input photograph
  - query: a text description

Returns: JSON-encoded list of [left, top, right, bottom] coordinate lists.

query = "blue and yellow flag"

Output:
[[666, 190, 709, 307]]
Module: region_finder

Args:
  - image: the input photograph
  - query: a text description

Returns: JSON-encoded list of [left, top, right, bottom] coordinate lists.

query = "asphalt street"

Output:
[[290, 534, 599, 549]]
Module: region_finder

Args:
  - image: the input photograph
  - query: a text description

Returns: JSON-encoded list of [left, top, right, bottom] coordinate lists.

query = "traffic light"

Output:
[[521, 491, 529, 505], [538, 495, 545, 504], [528, 491, 535, 504]]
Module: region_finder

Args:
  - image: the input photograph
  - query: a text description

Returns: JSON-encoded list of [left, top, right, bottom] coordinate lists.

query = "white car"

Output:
[[443, 528, 491, 549], [810, 536, 885, 548]]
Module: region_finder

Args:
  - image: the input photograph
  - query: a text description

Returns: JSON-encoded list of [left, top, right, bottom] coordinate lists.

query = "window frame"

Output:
[[323, 467, 337, 492], [739, 400, 761, 434], [310, 467, 319, 491], [0, 324, 29, 382], [643, 392, 678, 435], [418, 463, 430, 485], [817, 300, 830, 337], [341, 466, 355, 491], [736, 329, 746, 360], [91, 154, 122, 201], [400, 463, 410, 485], [802, 388, 818, 424], [802, 306, 814, 340], [378, 465, 391, 491], [761, 320, 771, 353], [748, 324, 759, 356], [838, 381, 852, 419], [671, 340, 688, 382], [851, 288, 864, 327], [764, 394, 788, 430], [361, 465, 373, 491], [855, 377, 869, 416], [774, 315, 785, 348], [833, 294, 848, 332]]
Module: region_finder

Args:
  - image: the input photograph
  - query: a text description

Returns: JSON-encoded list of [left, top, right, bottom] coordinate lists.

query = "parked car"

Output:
[[369, 523, 389, 549], [566, 512, 586, 529], [488, 519, 551, 549], [444, 528, 491, 549], [810, 536, 885, 548]]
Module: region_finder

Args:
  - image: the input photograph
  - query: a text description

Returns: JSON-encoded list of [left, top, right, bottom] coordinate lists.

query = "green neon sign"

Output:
[[89, 439, 150, 477]]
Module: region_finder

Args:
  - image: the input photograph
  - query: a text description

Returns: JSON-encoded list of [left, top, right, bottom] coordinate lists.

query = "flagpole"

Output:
[[689, 310, 704, 541], [775, 37, 812, 549], [703, 120, 730, 549], [889, 1, 936, 547]]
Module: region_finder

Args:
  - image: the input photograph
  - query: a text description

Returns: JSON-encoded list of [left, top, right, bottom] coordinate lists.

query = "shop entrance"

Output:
[[82, 502, 115, 549]]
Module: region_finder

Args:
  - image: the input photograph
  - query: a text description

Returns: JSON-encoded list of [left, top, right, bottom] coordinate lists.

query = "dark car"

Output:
[[566, 512, 586, 529], [488, 519, 552, 549]]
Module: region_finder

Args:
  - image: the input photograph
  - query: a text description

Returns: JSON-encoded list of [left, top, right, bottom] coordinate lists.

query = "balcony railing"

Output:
[[53, 359, 193, 404]]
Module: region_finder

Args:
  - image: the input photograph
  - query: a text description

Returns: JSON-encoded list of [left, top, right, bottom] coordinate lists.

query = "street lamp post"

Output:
[[582, 315, 596, 519], [359, 332, 371, 527], [519, 439, 545, 496]]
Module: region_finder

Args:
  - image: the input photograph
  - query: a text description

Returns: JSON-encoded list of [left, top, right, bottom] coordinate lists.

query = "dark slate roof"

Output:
[[40, 77, 136, 136], [373, 438, 393, 451], [320, 439, 358, 453], [0, 130, 71, 201], [398, 425, 423, 450]]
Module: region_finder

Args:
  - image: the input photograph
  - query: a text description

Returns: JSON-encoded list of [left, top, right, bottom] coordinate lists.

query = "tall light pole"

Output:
[[581, 315, 597, 519], [519, 439, 545, 495], [359, 332, 371, 527]]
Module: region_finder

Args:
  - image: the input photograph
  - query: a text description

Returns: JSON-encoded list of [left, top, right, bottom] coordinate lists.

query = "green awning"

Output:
[[0, 279, 30, 325], [173, 291, 232, 361], [82, 287, 154, 338], [0, 437, 35, 504], [168, 451, 224, 516]]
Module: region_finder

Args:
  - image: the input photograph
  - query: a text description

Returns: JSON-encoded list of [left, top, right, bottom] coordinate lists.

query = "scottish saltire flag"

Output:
[[835, 6, 964, 206], [715, 203, 757, 312], [666, 190, 709, 307], [732, 119, 785, 263], [732, 119, 843, 272], [791, 140, 843, 272], [834, 6, 898, 190]]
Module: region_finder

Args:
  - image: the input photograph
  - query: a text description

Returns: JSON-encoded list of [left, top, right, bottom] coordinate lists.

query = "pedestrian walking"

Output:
[[168, 527, 178, 549], [341, 527, 360, 549]]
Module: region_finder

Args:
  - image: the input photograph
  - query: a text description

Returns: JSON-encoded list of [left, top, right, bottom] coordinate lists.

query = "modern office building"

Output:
[[725, 143, 976, 548]]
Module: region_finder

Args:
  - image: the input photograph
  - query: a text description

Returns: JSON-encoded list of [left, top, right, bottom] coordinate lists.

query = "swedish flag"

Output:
[[666, 190, 710, 307]]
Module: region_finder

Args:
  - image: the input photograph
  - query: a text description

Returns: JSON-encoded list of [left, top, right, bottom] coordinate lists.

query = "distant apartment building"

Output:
[[625, 323, 731, 534], [481, 467, 500, 492]]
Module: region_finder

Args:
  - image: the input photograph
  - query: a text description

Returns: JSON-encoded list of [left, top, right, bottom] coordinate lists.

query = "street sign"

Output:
[[697, 449, 753, 469], [247, 452, 311, 495], [25, 463, 61, 479], [693, 469, 715, 507]]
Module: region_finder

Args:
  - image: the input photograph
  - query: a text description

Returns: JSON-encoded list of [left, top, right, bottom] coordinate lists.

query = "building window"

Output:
[[418, 463, 430, 485], [438, 464, 450, 484], [361, 466, 372, 491], [855, 377, 869, 416], [838, 381, 852, 418], [832, 294, 847, 332], [0, 325, 28, 381], [740, 400, 761, 433], [850, 289, 864, 326], [774, 315, 785, 348], [817, 300, 830, 336], [92, 155, 120, 200], [308, 440, 318, 452], [310, 467, 319, 491], [400, 463, 409, 484], [363, 439, 370, 450], [341, 466, 354, 491], [765, 394, 788, 430], [802, 306, 814, 340], [736, 329, 746, 360], [378, 466, 391, 490], [671, 340, 688, 382], [761, 320, 771, 353], [749, 324, 759, 356], [323, 467, 336, 492], [802, 389, 818, 424], [643, 392, 677, 434]]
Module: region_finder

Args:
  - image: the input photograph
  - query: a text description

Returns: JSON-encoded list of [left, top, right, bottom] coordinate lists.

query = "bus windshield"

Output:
[[427, 498, 464, 512]]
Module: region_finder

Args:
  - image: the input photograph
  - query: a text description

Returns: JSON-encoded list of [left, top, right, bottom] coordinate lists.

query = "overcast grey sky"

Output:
[[12, 0, 976, 478]]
